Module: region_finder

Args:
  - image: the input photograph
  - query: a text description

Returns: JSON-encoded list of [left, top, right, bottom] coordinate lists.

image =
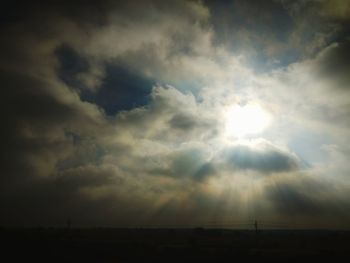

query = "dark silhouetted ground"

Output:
[[1, 227, 349, 262]]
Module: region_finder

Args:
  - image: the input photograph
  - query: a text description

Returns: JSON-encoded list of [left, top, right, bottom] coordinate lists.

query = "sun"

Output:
[[225, 104, 271, 138]]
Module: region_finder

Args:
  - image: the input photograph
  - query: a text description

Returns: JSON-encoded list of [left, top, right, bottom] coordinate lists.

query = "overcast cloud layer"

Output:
[[1, 0, 350, 228]]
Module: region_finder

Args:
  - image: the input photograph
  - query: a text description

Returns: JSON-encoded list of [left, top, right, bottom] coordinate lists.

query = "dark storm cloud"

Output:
[[205, 0, 350, 70], [264, 176, 350, 225], [0, 165, 143, 226], [225, 144, 299, 173], [266, 182, 321, 215], [194, 162, 216, 180], [169, 113, 199, 130], [315, 39, 350, 88], [205, 0, 298, 69], [142, 145, 216, 181], [0, 0, 112, 26], [168, 112, 216, 136], [170, 148, 208, 178], [0, 70, 73, 180], [55, 165, 119, 190], [206, 0, 294, 41]]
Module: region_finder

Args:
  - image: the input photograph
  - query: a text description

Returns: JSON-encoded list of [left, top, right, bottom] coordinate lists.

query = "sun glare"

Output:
[[225, 104, 271, 138]]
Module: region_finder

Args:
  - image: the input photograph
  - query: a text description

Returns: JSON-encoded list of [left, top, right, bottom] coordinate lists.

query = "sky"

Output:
[[1, 0, 350, 228]]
